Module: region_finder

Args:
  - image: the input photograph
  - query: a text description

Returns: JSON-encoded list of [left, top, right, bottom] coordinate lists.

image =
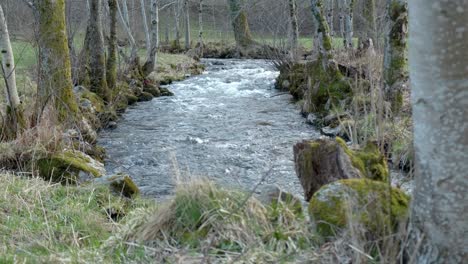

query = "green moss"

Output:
[[336, 137, 389, 181], [108, 174, 140, 198], [37, 151, 103, 184], [81, 91, 105, 113], [309, 179, 409, 238]]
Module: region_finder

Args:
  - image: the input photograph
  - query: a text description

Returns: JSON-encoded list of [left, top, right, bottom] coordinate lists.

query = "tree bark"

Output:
[[107, 0, 118, 91], [288, 0, 299, 61], [409, 0, 468, 262], [88, 0, 109, 101], [184, 0, 190, 50], [34, 0, 79, 123], [173, 0, 181, 48], [325, 0, 334, 36], [362, 0, 376, 45], [142, 0, 159, 76], [197, 0, 203, 50], [140, 0, 151, 58], [0, 4, 25, 137], [343, 0, 355, 49], [310, 0, 333, 63], [383, 0, 408, 114], [116, 0, 137, 59], [228, 0, 255, 48]]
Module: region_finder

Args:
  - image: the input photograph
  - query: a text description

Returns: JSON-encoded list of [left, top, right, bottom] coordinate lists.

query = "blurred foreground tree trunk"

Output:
[[0, 4, 25, 138], [409, 0, 468, 262]]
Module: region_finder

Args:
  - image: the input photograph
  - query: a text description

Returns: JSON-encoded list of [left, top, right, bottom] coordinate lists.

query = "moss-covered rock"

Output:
[[336, 137, 389, 182], [106, 173, 140, 198], [309, 179, 409, 238], [138, 92, 154, 102], [37, 150, 105, 184], [276, 60, 351, 115]]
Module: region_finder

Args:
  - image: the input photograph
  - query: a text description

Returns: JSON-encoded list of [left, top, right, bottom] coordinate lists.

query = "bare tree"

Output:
[[288, 0, 299, 61], [107, 0, 118, 91], [184, 0, 190, 50], [173, 0, 181, 48], [0, 4, 25, 138], [310, 0, 332, 63], [383, 0, 407, 113], [228, 0, 255, 48], [117, 0, 137, 59], [142, 0, 159, 76], [197, 0, 203, 50], [88, 0, 110, 101], [140, 0, 151, 57], [408, 0, 468, 262]]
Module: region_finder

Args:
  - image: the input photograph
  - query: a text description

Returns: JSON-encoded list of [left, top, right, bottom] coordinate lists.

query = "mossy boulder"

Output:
[[37, 151, 105, 184], [294, 139, 362, 201], [138, 92, 154, 102], [309, 179, 410, 238], [336, 137, 389, 182], [105, 173, 140, 198], [276, 61, 351, 114]]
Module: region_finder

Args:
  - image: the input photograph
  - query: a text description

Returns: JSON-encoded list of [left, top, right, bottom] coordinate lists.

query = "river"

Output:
[[99, 59, 320, 199]]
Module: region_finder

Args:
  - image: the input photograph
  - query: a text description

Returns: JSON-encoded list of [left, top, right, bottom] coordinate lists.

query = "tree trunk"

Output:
[[228, 0, 255, 48], [116, 0, 137, 59], [310, 0, 333, 63], [88, 0, 109, 102], [383, 0, 408, 114], [409, 0, 468, 262], [343, 0, 355, 49], [174, 0, 181, 48], [34, 0, 79, 123], [142, 0, 159, 76], [140, 0, 151, 58], [362, 0, 376, 45], [288, 0, 299, 61], [107, 0, 118, 91], [197, 0, 203, 50], [0, 4, 25, 138], [184, 0, 190, 50], [325, 0, 334, 36]]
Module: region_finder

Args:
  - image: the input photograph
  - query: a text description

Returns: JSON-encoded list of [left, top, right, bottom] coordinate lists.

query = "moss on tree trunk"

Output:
[[36, 0, 79, 123], [228, 0, 255, 48], [107, 0, 118, 93]]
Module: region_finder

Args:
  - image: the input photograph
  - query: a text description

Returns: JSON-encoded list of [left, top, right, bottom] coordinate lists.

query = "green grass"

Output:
[[0, 173, 154, 262]]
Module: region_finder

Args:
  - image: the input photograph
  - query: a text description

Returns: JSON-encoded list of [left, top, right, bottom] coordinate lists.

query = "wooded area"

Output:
[[0, 0, 465, 262]]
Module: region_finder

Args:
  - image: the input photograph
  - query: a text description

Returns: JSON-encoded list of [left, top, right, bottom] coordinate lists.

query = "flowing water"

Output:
[[99, 59, 320, 199]]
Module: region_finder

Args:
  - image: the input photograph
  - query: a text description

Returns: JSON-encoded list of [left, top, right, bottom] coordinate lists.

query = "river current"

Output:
[[99, 59, 320, 199]]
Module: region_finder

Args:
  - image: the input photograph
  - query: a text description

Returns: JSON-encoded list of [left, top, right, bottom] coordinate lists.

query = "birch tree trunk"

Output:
[[383, 0, 407, 114], [310, 0, 333, 63], [107, 0, 118, 91], [184, 0, 191, 50], [142, 0, 159, 76], [409, 0, 468, 262], [88, 0, 109, 101], [34, 0, 79, 123], [288, 0, 299, 61], [0, 4, 25, 137], [228, 0, 255, 48]]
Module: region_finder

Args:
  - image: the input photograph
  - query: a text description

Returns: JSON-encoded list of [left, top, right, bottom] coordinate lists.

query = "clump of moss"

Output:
[[336, 137, 389, 181], [309, 179, 409, 238], [107, 174, 140, 198], [37, 150, 105, 184]]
